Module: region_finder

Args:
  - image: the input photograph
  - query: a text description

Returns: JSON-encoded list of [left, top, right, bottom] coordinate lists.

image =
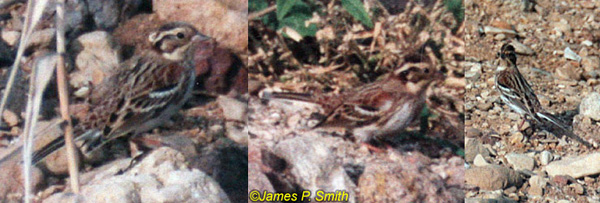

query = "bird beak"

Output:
[[192, 34, 211, 42]]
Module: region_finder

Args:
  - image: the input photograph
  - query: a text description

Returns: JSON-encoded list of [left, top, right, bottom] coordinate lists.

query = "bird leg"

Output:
[[361, 142, 385, 153], [518, 116, 526, 130]]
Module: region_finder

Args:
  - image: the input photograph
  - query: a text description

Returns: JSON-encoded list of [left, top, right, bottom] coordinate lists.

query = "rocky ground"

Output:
[[249, 0, 464, 202], [464, 0, 600, 202], [0, 0, 248, 202]]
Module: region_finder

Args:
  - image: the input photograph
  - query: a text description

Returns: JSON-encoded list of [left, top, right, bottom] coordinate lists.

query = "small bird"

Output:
[[32, 22, 211, 163], [267, 47, 443, 143], [494, 44, 593, 148]]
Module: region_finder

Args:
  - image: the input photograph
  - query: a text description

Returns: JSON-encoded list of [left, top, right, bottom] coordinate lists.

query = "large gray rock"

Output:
[[505, 152, 535, 171], [44, 147, 230, 202], [359, 152, 463, 202], [273, 135, 357, 202], [545, 152, 600, 178], [69, 31, 121, 97], [580, 92, 600, 121], [465, 165, 523, 190]]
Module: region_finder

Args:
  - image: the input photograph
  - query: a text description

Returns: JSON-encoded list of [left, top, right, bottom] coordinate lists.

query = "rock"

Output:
[[579, 0, 596, 9], [465, 63, 482, 80], [528, 175, 546, 196], [42, 193, 86, 203], [217, 96, 247, 121], [191, 141, 247, 202], [248, 163, 273, 200], [87, 0, 120, 30], [273, 136, 357, 201], [153, 0, 248, 53], [509, 132, 524, 145], [570, 183, 584, 195], [539, 151, 552, 166], [31, 119, 83, 175], [112, 13, 165, 55], [0, 154, 45, 201], [225, 122, 248, 145], [555, 61, 581, 81], [359, 152, 463, 202], [497, 124, 511, 136], [465, 165, 522, 190], [552, 175, 573, 186], [0, 36, 12, 66], [545, 152, 600, 178], [2, 110, 19, 127], [465, 128, 482, 138], [47, 147, 230, 202], [465, 138, 489, 163], [1, 30, 20, 46], [44, 0, 88, 34], [473, 154, 489, 167], [248, 79, 263, 95], [482, 26, 517, 37], [69, 31, 121, 97], [494, 34, 506, 41], [194, 41, 240, 94], [581, 40, 593, 47], [476, 101, 493, 111], [579, 92, 600, 121], [510, 40, 534, 55], [120, 0, 144, 18], [490, 20, 512, 30], [552, 19, 572, 36], [563, 47, 581, 62], [27, 29, 56, 50], [248, 141, 274, 194], [505, 152, 535, 171]]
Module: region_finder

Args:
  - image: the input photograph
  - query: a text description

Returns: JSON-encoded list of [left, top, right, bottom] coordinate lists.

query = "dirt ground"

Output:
[[464, 0, 600, 201], [249, 0, 465, 201]]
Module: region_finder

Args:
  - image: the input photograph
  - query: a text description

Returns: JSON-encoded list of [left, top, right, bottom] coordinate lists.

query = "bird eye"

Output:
[[399, 70, 409, 77], [423, 68, 430, 73], [176, 33, 185, 39]]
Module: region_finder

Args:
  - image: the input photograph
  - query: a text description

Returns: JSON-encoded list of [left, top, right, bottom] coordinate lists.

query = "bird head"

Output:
[[498, 44, 517, 66], [148, 22, 211, 62], [391, 47, 444, 94]]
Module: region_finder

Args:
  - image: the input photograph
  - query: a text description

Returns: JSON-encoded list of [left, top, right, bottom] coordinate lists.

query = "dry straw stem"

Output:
[[0, 0, 81, 200], [0, 0, 51, 201], [23, 53, 56, 203], [55, 0, 80, 193], [249, 4, 277, 20]]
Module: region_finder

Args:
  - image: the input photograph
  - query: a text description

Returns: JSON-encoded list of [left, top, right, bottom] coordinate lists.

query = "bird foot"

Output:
[[361, 142, 387, 153]]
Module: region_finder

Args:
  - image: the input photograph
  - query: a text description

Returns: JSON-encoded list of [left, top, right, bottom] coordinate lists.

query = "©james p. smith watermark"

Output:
[[248, 190, 349, 202]]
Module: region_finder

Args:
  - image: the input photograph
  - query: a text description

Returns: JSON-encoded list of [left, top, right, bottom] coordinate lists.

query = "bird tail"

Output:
[[31, 130, 101, 164], [536, 112, 593, 148], [262, 91, 317, 103]]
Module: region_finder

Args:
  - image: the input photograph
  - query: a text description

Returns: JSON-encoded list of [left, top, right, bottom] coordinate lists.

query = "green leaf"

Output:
[[341, 0, 373, 28], [276, 0, 298, 20], [279, 14, 317, 37], [276, 0, 317, 37], [249, 0, 268, 12], [444, 0, 464, 24]]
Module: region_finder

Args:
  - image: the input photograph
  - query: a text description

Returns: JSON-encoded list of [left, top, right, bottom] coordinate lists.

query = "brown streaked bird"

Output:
[[32, 22, 211, 163], [495, 44, 593, 148], [267, 47, 443, 143]]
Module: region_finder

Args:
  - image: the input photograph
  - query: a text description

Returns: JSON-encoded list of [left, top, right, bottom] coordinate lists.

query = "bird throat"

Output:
[[162, 43, 192, 61]]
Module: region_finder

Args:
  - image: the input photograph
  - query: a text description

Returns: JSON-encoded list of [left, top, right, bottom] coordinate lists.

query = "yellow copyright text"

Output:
[[248, 190, 349, 202]]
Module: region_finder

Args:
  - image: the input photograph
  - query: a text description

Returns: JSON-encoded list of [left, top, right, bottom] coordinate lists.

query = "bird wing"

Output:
[[317, 89, 399, 128], [84, 56, 194, 152], [495, 67, 542, 121]]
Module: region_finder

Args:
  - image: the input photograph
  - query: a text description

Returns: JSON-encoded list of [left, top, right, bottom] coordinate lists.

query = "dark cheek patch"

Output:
[[154, 37, 182, 53]]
